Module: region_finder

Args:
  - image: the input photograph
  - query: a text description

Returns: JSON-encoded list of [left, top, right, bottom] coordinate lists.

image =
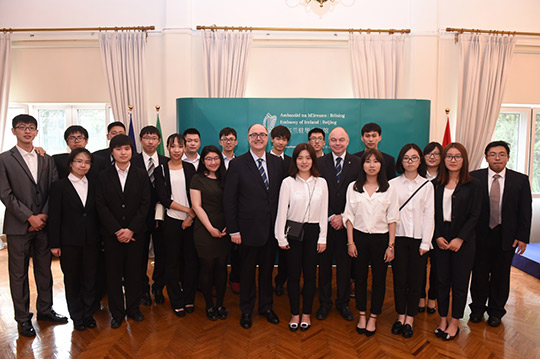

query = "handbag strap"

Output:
[[399, 180, 430, 211], [302, 178, 316, 223]]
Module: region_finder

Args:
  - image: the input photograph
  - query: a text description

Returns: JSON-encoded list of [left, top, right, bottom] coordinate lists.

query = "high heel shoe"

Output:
[[365, 314, 377, 337], [300, 322, 311, 331], [434, 327, 445, 338], [442, 327, 460, 341], [427, 306, 437, 314], [289, 322, 299, 332], [356, 313, 366, 335]]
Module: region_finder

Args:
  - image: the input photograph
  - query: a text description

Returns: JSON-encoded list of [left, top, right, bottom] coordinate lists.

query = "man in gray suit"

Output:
[[0, 114, 67, 337]]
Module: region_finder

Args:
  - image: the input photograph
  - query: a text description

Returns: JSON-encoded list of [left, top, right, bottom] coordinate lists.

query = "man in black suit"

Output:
[[95, 134, 150, 329], [316, 127, 361, 321], [308, 128, 326, 158], [469, 141, 532, 327], [269, 125, 292, 296], [131, 125, 169, 306], [0, 114, 68, 337], [224, 123, 284, 329], [93, 121, 126, 165], [354, 122, 395, 180], [53, 125, 107, 179]]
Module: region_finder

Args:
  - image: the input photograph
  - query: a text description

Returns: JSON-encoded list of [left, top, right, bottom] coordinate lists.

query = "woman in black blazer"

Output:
[[48, 148, 100, 331], [155, 133, 197, 317], [432, 142, 481, 341]]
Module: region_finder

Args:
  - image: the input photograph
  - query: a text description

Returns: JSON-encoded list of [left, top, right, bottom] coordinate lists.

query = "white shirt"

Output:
[[182, 153, 200, 170], [488, 167, 506, 224], [250, 150, 268, 178], [68, 173, 88, 206], [115, 164, 130, 192], [443, 188, 454, 222], [342, 182, 400, 234], [167, 168, 189, 220], [223, 152, 235, 170], [389, 175, 434, 250], [142, 151, 159, 172], [331, 152, 345, 168], [270, 150, 284, 160], [274, 176, 329, 246], [425, 170, 438, 181], [16, 145, 38, 183]]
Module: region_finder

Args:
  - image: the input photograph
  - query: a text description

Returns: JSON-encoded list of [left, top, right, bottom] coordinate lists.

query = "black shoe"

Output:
[[300, 322, 311, 331], [127, 311, 145, 322], [427, 306, 437, 314], [356, 326, 366, 335], [37, 310, 68, 324], [391, 320, 403, 335], [316, 306, 330, 320], [289, 322, 299, 332], [173, 308, 185, 317], [185, 305, 195, 314], [259, 309, 279, 324], [469, 313, 483, 323], [152, 289, 165, 304], [73, 320, 86, 331], [402, 324, 413, 338], [337, 306, 354, 321], [240, 313, 252, 329], [140, 292, 152, 306], [365, 315, 377, 337], [417, 306, 426, 313], [111, 318, 123, 329], [275, 284, 284, 296], [434, 327, 445, 338], [487, 316, 501, 327], [18, 321, 36, 337], [442, 327, 460, 341], [206, 307, 218, 321], [84, 317, 97, 328], [217, 306, 228, 320]]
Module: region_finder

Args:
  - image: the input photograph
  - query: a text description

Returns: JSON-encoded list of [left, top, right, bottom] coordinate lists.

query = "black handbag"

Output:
[[286, 220, 305, 242]]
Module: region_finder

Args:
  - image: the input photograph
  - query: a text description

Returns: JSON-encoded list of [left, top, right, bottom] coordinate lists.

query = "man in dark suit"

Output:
[[224, 123, 284, 329], [0, 114, 68, 337], [96, 134, 150, 329], [53, 125, 107, 179], [354, 122, 395, 180], [469, 141, 532, 327], [269, 125, 292, 296], [316, 127, 361, 322], [131, 125, 169, 306], [308, 128, 326, 158], [93, 121, 126, 165]]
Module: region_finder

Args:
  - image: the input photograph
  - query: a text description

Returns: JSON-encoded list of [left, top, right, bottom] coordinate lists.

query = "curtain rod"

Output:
[[196, 25, 410, 34], [1, 26, 155, 33], [446, 27, 540, 37]]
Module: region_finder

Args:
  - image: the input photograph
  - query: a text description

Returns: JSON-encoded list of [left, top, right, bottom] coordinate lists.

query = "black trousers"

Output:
[[469, 225, 515, 319], [141, 220, 166, 294], [352, 230, 389, 314], [60, 243, 100, 321], [7, 232, 53, 323], [103, 233, 144, 320], [392, 236, 427, 317], [287, 223, 319, 315], [163, 216, 198, 309], [420, 250, 438, 300], [432, 222, 475, 319], [239, 232, 277, 315], [274, 248, 288, 287], [318, 225, 351, 309], [228, 244, 242, 283]]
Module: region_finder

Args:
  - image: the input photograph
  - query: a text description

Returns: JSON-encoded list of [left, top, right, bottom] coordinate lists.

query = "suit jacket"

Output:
[[471, 168, 532, 250], [433, 178, 482, 243], [270, 153, 292, 176], [318, 152, 361, 217], [154, 161, 196, 209], [0, 147, 58, 235], [224, 151, 284, 246], [354, 150, 396, 180], [47, 177, 100, 248], [53, 152, 108, 180], [93, 148, 113, 165], [95, 165, 150, 238]]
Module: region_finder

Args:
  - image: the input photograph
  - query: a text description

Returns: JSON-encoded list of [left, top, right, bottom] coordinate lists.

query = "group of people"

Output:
[[0, 115, 532, 342]]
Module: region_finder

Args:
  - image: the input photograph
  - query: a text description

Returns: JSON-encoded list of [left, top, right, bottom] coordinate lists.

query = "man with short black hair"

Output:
[[93, 122, 126, 165], [354, 122, 396, 180], [182, 128, 201, 170], [308, 128, 326, 158], [219, 127, 238, 170]]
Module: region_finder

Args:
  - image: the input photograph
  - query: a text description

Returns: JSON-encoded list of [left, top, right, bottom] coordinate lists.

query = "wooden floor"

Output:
[[1, 249, 540, 359]]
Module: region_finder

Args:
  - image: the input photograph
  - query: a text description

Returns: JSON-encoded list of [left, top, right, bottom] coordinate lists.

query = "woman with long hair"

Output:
[[275, 143, 328, 332], [344, 148, 399, 336], [432, 142, 481, 340], [190, 145, 231, 320]]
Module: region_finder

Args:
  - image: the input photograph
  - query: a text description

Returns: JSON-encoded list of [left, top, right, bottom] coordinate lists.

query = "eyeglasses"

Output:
[[445, 155, 463, 161], [427, 152, 441, 158], [72, 159, 92, 166], [15, 126, 37, 132], [486, 152, 508, 159], [402, 156, 420, 163], [248, 133, 268, 139], [329, 137, 347, 143], [142, 136, 160, 142], [204, 156, 221, 163], [309, 136, 324, 142], [68, 136, 86, 142], [220, 137, 237, 143]]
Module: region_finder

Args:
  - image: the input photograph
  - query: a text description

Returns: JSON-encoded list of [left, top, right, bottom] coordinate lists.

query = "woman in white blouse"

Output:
[[275, 143, 328, 332], [389, 144, 434, 338], [344, 148, 399, 336]]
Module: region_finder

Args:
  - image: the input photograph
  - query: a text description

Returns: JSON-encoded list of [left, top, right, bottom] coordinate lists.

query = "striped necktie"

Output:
[[335, 157, 343, 183], [257, 158, 269, 190], [148, 158, 155, 187]]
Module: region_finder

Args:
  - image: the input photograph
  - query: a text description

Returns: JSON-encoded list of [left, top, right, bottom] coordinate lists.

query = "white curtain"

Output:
[[348, 33, 405, 99], [456, 33, 516, 169], [0, 33, 11, 151], [99, 31, 147, 138], [202, 31, 253, 98]]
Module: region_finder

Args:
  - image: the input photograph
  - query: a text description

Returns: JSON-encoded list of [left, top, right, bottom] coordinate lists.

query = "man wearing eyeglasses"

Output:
[[224, 123, 284, 329], [93, 122, 126, 165], [308, 128, 326, 158], [219, 127, 238, 170], [469, 140, 532, 328], [0, 114, 68, 337], [354, 122, 396, 180]]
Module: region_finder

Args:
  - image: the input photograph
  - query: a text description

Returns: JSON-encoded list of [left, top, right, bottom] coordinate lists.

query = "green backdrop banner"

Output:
[[176, 98, 430, 158]]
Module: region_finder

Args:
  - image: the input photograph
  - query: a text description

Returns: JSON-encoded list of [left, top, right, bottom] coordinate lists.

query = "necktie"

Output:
[[257, 158, 269, 190], [335, 157, 343, 183], [489, 174, 501, 229], [148, 158, 155, 187]]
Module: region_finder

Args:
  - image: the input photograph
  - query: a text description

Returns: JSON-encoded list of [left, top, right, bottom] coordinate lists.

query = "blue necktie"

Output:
[[335, 157, 342, 183], [257, 158, 269, 190]]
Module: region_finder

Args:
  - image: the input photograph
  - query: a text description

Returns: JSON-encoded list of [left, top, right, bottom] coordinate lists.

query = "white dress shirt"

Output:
[[167, 168, 189, 220], [389, 175, 434, 250], [182, 153, 200, 170], [342, 182, 400, 234], [425, 170, 438, 181], [115, 163, 130, 192], [488, 167, 506, 224], [16, 145, 38, 183], [274, 176, 329, 247], [442, 188, 454, 222], [223, 152, 235, 170], [68, 173, 88, 206]]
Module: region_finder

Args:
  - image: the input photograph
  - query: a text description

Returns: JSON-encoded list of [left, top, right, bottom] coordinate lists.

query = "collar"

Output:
[[488, 167, 506, 180], [250, 150, 267, 162], [142, 151, 159, 165], [182, 153, 200, 162], [270, 150, 284, 159], [399, 173, 424, 184], [223, 152, 235, 160], [115, 163, 131, 174], [15, 144, 36, 157], [295, 175, 315, 183], [68, 173, 88, 184], [332, 152, 346, 163]]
